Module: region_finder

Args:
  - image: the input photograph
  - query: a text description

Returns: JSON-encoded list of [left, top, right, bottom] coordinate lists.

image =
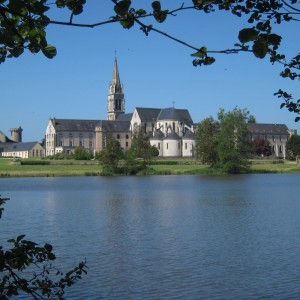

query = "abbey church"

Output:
[[45, 58, 196, 157]]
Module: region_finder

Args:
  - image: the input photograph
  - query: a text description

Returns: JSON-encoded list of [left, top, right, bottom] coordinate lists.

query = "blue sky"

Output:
[[1, 0, 299, 142]]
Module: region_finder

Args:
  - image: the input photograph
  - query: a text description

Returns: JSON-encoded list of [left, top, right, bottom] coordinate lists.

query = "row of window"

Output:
[[253, 135, 287, 142], [58, 140, 93, 148], [116, 134, 129, 140], [58, 133, 94, 139], [46, 141, 54, 147], [156, 142, 193, 150]]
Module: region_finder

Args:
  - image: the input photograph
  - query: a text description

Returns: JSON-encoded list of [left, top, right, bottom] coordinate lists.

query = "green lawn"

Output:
[[0, 159, 102, 177], [0, 158, 300, 177], [250, 160, 300, 173]]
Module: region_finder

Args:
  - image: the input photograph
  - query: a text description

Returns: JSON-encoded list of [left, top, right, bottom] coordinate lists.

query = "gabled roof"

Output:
[[157, 107, 193, 123], [135, 107, 161, 122], [247, 123, 289, 135], [116, 113, 133, 121], [51, 119, 100, 132], [98, 120, 131, 132], [0, 142, 41, 152]]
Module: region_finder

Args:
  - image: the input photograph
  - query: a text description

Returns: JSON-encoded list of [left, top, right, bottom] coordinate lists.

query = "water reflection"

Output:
[[1, 174, 300, 299]]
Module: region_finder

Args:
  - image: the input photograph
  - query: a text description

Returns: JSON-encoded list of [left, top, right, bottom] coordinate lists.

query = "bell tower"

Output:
[[107, 57, 125, 120]]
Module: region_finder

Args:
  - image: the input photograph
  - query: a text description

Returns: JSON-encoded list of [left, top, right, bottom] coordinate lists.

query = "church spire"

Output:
[[112, 57, 121, 89], [107, 56, 125, 120]]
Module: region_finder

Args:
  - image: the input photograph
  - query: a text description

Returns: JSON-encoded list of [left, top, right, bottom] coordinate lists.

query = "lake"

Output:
[[1, 174, 300, 299]]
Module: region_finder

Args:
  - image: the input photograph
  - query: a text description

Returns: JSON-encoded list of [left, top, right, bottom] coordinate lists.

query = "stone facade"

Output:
[[45, 119, 97, 156], [247, 123, 296, 159], [95, 120, 131, 152]]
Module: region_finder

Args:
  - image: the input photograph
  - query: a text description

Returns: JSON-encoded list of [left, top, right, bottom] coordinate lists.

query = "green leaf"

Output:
[[7, 0, 27, 16], [252, 39, 268, 59], [136, 9, 147, 16], [191, 47, 207, 58], [120, 19, 134, 29], [152, 1, 161, 11], [204, 56, 216, 65], [44, 243, 53, 252], [280, 103, 286, 109], [33, 2, 50, 14], [268, 33, 282, 46], [42, 44, 57, 59], [17, 234, 26, 242], [153, 10, 168, 23], [9, 47, 24, 58], [238, 28, 258, 43], [114, 0, 131, 16]]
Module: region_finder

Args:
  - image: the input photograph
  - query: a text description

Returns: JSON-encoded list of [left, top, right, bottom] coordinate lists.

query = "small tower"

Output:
[[107, 57, 125, 120], [10, 126, 23, 142]]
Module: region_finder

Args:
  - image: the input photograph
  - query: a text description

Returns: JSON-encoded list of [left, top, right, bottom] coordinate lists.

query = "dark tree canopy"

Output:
[[196, 117, 219, 166], [251, 137, 273, 157], [195, 107, 253, 173], [286, 134, 300, 159], [0, 0, 299, 119], [98, 136, 123, 172], [216, 107, 252, 173]]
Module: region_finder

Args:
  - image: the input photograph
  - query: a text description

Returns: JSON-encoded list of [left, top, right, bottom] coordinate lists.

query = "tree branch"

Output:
[[282, 0, 300, 13]]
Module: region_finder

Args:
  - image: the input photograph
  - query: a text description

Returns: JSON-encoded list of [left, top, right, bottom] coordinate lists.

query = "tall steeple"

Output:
[[107, 56, 125, 120]]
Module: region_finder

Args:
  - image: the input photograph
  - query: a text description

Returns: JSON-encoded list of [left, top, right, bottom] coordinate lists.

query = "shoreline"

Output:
[[1, 158, 300, 178]]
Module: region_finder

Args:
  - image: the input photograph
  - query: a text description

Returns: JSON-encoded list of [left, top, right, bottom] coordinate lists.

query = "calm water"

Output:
[[1, 174, 300, 299]]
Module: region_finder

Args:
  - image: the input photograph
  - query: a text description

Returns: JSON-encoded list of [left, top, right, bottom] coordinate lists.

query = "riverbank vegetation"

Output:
[[1, 158, 299, 178]]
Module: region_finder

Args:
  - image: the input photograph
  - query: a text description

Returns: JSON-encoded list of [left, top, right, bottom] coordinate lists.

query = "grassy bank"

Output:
[[0, 158, 300, 177], [0, 159, 102, 177]]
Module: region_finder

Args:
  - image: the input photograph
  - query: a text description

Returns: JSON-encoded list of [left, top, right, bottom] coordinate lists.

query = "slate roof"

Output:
[[150, 130, 164, 140], [135, 107, 161, 122], [182, 129, 195, 140], [157, 107, 193, 123], [51, 119, 100, 132], [0, 131, 14, 143], [164, 131, 180, 140], [116, 113, 133, 121], [247, 123, 289, 135], [0, 142, 40, 152], [98, 120, 131, 132]]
